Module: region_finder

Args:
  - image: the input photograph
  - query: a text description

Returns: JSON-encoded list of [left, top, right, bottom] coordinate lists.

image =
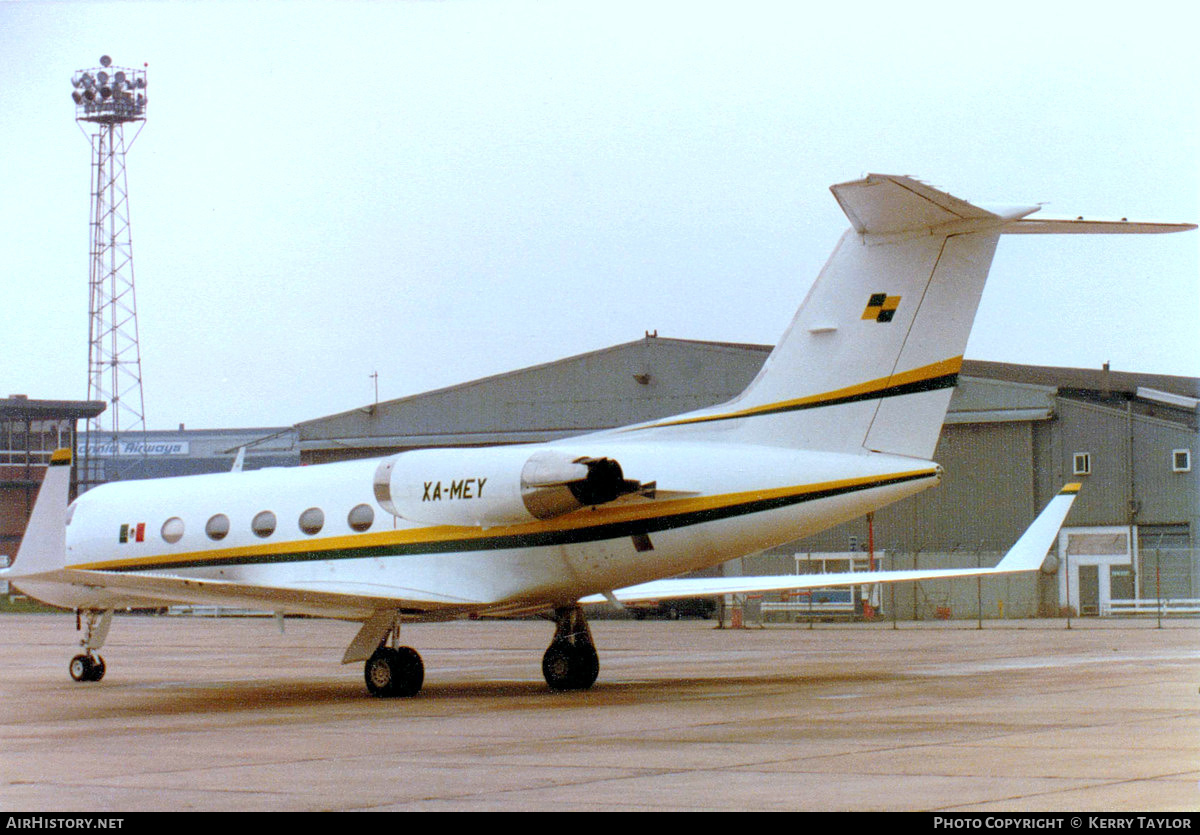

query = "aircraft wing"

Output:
[[30, 569, 484, 620], [583, 483, 1080, 605]]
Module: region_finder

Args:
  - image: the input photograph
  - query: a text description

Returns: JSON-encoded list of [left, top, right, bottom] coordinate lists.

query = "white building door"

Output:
[[1058, 527, 1133, 616]]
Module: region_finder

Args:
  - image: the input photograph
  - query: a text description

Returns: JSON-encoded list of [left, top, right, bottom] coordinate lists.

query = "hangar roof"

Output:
[[297, 337, 770, 455], [296, 338, 1198, 456], [961, 359, 1200, 402], [1, 396, 105, 420]]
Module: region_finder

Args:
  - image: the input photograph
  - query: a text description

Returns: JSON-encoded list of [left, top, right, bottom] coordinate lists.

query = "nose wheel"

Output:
[[69, 609, 112, 683], [69, 653, 106, 682]]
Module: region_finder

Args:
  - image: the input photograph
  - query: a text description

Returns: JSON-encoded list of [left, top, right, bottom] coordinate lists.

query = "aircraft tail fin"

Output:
[[4, 449, 72, 579], [631, 174, 1017, 458], [629, 175, 1194, 459]]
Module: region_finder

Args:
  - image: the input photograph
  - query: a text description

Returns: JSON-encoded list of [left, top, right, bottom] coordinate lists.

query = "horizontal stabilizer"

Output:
[[831, 174, 1000, 234], [583, 484, 1080, 604], [1004, 217, 1197, 235], [830, 176, 1197, 238]]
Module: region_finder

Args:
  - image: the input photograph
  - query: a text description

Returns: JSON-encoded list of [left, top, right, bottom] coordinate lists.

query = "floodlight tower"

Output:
[[72, 55, 148, 486]]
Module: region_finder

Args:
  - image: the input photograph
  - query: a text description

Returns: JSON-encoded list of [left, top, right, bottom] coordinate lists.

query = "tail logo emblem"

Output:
[[862, 293, 901, 322]]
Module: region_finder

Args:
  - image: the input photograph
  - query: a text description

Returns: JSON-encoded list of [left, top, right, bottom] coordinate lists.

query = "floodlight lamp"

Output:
[[82, 73, 94, 88], [97, 71, 109, 85], [114, 71, 126, 84], [99, 55, 112, 67], [72, 91, 83, 105]]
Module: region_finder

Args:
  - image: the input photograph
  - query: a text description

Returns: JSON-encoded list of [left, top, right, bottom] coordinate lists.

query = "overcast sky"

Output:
[[2, 1, 1197, 430]]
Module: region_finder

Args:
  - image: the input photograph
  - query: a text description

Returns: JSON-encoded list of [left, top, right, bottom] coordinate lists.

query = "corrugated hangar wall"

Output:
[[792, 420, 1040, 555], [748, 419, 1052, 619]]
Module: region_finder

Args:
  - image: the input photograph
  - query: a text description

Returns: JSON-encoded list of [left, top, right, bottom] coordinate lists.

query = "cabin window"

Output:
[[347, 503, 374, 532], [252, 511, 277, 538], [1173, 449, 1191, 473], [299, 507, 325, 535], [1073, 453, 1091, 476], [205, 514, 230, 541], [161, 517, 185, 544]]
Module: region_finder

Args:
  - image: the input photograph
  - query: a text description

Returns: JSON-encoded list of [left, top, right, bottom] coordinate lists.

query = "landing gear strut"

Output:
[[542, 604, 599, 691], [69, 609, 112, 683], [363, 618, 424, 698]]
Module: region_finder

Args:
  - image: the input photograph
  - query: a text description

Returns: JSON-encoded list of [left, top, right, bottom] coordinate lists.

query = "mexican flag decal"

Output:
[[118, 523, 146, 544]]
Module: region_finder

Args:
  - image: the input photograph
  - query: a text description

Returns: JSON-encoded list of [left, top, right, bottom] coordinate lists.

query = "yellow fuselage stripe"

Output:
[[67, 467, 940, 572], [631, 356, 963, 430]]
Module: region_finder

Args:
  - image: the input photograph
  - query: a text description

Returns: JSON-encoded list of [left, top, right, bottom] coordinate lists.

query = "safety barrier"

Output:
[[1107, 598, 1200, 616]]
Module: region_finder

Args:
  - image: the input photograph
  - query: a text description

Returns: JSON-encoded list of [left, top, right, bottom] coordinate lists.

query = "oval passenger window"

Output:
[[206, 514, 230, 541], [251, 511, 277, 538], [299, 507, 325, 535], [161, 517, 185, 544], [347, 503, 374, 532]]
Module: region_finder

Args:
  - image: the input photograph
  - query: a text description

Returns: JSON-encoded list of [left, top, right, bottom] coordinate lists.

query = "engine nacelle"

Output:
[[373, 447, 639, 527]]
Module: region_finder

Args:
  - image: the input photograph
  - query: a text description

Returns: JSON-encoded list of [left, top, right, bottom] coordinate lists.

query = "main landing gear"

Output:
[[542, 604, 599, 691], [364, 620, 424, 698], [354, 603, 601, 696], [69, 609, 113, 683]]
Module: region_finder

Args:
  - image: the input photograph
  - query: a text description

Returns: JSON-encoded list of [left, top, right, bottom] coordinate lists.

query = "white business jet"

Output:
[[4, 174, 1193, 696]]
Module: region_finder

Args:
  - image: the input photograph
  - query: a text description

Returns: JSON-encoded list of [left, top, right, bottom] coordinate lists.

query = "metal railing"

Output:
[[1108, 598, 1200, 616]]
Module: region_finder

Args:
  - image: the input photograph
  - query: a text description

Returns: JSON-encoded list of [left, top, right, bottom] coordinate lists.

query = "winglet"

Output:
[[5, 449, 72, 578], [991, 483, 1080, 574]]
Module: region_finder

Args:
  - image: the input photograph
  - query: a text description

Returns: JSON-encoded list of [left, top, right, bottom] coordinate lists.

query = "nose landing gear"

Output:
[[69, 609, 112, 683], [69, 652, 106, 682]]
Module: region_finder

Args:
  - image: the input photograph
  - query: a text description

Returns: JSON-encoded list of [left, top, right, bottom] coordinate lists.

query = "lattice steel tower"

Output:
[[71, 55, 148, 485]]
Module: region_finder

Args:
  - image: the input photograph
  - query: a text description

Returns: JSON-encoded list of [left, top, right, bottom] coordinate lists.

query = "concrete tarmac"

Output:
[[0, 613, 1196, 812]]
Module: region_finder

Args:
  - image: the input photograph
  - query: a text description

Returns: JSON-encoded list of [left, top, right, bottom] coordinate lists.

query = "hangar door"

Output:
[[1137, 523, 1193, 599]]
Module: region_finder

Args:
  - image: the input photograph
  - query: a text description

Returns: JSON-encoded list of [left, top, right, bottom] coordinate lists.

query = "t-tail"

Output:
[[629, 174, 1195, 459]]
